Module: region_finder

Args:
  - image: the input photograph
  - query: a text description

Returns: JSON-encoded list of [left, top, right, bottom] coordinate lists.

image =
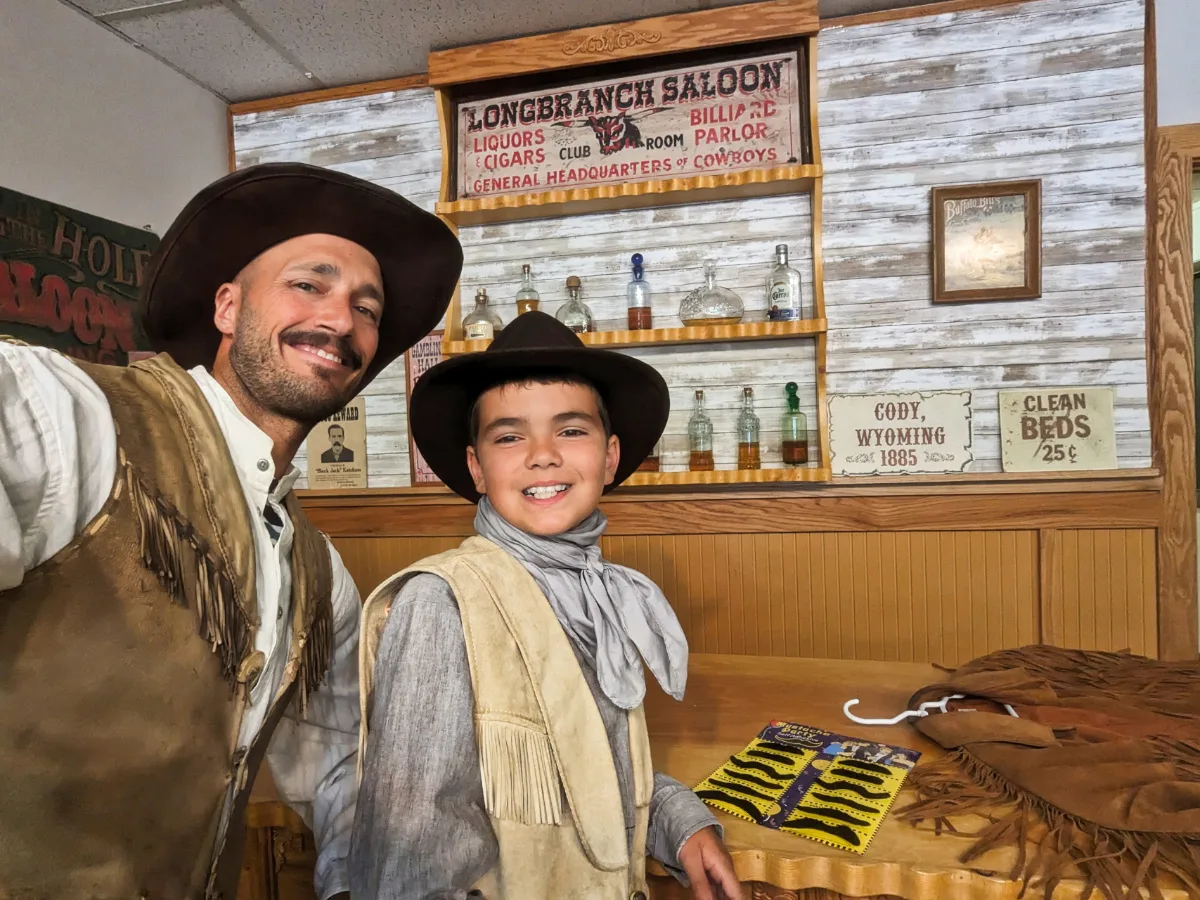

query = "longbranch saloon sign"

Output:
[[998, 387, 1117, 472], [829, 391, 974, 476], [455, 49, 806, 199], [0, 186, 157, 365]]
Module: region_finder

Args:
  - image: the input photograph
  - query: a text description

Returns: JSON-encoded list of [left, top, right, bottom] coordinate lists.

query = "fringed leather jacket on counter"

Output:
[[899, 645, 1200, 900]]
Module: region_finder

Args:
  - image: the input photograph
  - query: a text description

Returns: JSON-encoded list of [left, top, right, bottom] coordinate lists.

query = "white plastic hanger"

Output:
[[842, 694, 1019, 726]]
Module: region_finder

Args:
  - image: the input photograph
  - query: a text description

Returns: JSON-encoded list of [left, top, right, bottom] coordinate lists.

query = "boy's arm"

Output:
[[647, 771, 722, 876], [0, 343, 117, 590], [349, 573, 497, 900]]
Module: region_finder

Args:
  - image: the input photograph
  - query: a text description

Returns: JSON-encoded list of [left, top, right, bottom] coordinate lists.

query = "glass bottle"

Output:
[[462, 288, 503, 340], [555, 275, 594, 333], [781, 381, 810, 466], [736, 386, 761, 470], [637, 437, 661, 472], [679, 262, 744, 327], [515, 263, 540, 315], [688, 389, 714, 471], [767, 244, 805, 321], [626, 252, 652, 331]]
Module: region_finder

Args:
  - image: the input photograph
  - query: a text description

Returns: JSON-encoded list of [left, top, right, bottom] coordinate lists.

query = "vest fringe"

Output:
[[297, 593, 333, 716], [899, 747, 1200, 900], [477, 718, 563, 826], [125, 460, 250, 687]]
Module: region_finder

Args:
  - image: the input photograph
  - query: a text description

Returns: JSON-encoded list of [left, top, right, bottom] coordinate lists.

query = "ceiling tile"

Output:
[[236, 0, 751, 88], [109, 2, 311, 100]]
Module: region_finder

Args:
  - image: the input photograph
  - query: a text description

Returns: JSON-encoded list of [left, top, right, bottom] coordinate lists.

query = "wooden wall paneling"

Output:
[[817, 0, 1151, 473], [426, 0, 818, 87], [1040, 529, 1158, 656], [1150, 124, 1200, 659], [331, 535, 462, 602]]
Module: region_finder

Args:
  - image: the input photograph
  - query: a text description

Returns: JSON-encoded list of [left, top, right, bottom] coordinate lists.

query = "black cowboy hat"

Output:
[[410, 311, 669, 503], [140, 162, 462, 387]]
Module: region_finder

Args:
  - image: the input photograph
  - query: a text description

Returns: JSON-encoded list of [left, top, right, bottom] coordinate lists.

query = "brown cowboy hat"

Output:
[[409, 311, 669, 503], [140, 162, 462, 387]]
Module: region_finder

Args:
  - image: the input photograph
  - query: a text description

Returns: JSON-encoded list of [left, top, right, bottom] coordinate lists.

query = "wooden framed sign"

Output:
[[829, 391, 974, 476], [405, 329, 445, 485], [998, 387, 1117, 472], [932, 180, 1041, 303], [453, 44, 808, 200]]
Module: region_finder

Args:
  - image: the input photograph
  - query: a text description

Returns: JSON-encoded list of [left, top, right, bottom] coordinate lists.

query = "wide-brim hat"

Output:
[[410, 311, 668, 503], [140, 162, 462, 388]]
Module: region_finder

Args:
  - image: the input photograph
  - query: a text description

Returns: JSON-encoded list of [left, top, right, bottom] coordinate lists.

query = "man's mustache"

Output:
[[282, 330, 364, 371]]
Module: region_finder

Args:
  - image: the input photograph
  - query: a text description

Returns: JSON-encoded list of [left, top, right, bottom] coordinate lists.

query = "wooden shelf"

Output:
[[623, 467, 831, 486], [442, 317, 827, 355], [437, 165, 821, 226]]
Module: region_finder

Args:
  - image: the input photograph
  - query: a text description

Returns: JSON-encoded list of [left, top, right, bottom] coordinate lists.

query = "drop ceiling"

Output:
[[60, 0, 941, 103]]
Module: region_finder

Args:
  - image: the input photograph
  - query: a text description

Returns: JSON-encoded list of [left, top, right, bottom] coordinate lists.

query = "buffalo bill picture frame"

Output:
[[449, 40, 811, 202], [931, 179, 1041, 303]]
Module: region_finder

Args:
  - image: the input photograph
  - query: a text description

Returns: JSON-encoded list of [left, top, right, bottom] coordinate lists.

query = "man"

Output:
[[0, 162, 462, 900], [322, 424, 354, 463]]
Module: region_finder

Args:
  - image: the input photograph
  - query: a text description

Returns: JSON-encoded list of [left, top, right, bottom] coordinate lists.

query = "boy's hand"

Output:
[[678, 825, 741, 900]]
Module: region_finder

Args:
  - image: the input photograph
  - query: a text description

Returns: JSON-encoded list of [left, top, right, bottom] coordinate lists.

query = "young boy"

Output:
[[350, 311, 740, 900]]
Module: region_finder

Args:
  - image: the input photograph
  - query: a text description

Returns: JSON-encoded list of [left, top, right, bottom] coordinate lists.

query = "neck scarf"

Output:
[[474, 497, 688, 710]]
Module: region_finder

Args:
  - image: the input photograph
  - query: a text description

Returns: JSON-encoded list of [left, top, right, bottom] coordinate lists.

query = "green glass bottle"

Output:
[[781, 382, 809, 466]]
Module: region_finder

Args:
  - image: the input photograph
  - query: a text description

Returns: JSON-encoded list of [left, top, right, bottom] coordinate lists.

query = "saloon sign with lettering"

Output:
[[829, 391, 974, 476], [0, 185, 157, 365], [998, 387, 1117, 472], [455, 50, 806, 199]]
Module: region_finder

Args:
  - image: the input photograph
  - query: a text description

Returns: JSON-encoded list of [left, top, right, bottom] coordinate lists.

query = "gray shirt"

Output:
[[350, 572, 719, 900]]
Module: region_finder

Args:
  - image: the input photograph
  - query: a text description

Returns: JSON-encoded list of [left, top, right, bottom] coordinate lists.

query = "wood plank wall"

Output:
[[230, 0, 1150, 486]]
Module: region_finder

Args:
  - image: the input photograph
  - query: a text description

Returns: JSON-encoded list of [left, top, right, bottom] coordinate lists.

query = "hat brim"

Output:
[[141, 164, 462, 387], [409, 346, 669, 503]]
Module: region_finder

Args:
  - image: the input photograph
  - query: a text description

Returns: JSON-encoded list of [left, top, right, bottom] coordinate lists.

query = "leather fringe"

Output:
[[899, 748, 1200, 900], [126, 461, 250, 688], [477, 718, 563, 826], [296, 593, 333, 716]]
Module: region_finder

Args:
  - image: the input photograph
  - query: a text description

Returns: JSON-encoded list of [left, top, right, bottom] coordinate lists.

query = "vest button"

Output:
[[630, 893, 648, 900], [257, 459, 270, 472]]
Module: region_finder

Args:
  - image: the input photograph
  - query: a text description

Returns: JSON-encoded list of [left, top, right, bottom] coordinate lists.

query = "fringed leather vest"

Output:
[[360, 537, 653, 900], [0, 352, 334, 900]]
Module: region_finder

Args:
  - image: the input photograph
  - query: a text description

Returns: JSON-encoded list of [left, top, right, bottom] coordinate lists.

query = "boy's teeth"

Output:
[[524, 485, 568, 499]]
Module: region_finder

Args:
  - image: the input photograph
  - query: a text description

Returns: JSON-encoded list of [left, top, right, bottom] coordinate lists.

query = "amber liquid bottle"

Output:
[[781, 381, 810, 466], [736, 386, 761, 470], [688, 389, 714, 471]]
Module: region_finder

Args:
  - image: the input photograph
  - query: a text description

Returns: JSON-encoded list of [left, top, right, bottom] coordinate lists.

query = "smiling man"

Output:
[[0, 163, 461, 900]]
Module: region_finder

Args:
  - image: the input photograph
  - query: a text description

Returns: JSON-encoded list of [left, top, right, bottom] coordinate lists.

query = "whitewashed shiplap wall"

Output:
[[819, 0, 1149, 470], [231, 0, 1149, 486]]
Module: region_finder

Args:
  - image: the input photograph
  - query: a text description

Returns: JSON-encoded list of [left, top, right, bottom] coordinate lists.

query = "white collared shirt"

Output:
[[0, 343, 359, 900]]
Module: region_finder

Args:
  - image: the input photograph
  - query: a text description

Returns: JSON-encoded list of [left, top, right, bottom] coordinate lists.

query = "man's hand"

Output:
[[678, 825, 741, 900]]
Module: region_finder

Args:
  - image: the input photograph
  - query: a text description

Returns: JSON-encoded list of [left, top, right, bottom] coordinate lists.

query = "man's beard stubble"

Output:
[[228, 307, 362, 425]]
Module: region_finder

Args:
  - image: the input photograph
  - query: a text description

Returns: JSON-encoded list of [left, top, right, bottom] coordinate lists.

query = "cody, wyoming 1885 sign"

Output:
[[0, 186, 157, 365], [829, 391, 975, 476], [455, 49, 807, 199]]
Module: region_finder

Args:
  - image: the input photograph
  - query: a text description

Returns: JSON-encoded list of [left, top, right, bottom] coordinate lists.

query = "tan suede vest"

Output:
[[359, 537, 652, 900], [0, 351, 333, 900]]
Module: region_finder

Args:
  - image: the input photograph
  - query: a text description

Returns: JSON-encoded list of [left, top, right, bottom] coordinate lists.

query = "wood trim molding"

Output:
[[300, 487, 1162, 538], [1152, 121, 1200, 660], [225, 105, 236, 173], [227, 73, 429, 116], [426, 0, 818, 87]]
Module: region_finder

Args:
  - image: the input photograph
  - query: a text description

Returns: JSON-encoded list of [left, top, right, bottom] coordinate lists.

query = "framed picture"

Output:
[[931, 179, 1041, 303], [404, 330, 445, 485]]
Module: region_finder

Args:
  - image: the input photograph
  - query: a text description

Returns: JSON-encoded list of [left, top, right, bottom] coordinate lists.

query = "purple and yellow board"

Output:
[[0, 185, 157, 365], [694, 721, 919, 854]]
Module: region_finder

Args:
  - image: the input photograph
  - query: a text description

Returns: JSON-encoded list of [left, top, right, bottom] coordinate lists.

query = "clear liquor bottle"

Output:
[[515, 263, 540, 315], [626, 253, 652, 330], [462, 288, 503, 340], [679, 262, 744, 326], [555, 275, 594, 333], [766, 244, 804, 321], [688, 389, 714, 471], [737, 386, 761, 470], [781, 381, 809, 466]]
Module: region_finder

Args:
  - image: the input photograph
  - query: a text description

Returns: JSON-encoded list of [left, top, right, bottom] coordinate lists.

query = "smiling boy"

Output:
[[350, 311, 739, 900]]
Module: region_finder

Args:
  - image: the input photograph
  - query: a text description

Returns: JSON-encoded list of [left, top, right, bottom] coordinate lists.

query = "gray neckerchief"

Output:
[[474, 497, 688, 710]]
